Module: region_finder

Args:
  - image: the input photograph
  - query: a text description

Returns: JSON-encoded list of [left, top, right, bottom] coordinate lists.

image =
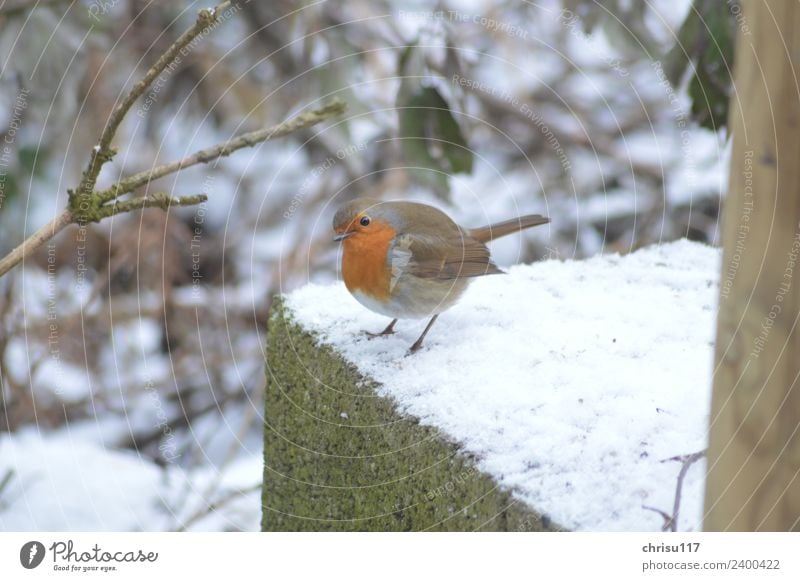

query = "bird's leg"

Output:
[[364, 318, 397, 339], [408, 314, 439, 354]]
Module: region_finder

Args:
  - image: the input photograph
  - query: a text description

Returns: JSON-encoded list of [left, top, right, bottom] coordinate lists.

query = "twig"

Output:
[[0, 194, 205, 278], [642, 505, 674, 532], [188, 369, 263, 526], [70, 1, 233, 216], [175, 482, 262, 532], [0, 468, 14, 501], [643, 449, 706, 532], [121, 384, 249, 451], [665, 450, 706, 532], [99, 192, 208, 218], [0, 210, 74, 279], [95, 100, 347, 204], [167, 365, 264, 521]]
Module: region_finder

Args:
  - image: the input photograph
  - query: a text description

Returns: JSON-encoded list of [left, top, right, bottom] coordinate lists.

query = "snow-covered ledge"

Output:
[[261, 240, 720, 531]]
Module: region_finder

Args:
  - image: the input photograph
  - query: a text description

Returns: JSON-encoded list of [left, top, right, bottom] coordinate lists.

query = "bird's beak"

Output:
[[333, 231, 354, 242]]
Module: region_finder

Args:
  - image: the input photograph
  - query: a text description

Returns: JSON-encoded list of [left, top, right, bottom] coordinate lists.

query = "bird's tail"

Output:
[[468, 214, 549, 243]]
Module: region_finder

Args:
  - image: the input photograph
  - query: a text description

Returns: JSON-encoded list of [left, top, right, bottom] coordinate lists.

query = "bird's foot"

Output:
[[406, 346, 421, 356], [405, 314, 438, 355], [406, 339, 424, 355], [364, 329, 395, 339], [363, 319, 398, 339]]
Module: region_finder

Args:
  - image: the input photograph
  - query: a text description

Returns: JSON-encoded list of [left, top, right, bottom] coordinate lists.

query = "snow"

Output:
[[284, 239, 719, 531], [32, 358, 91, 403], [0, 432, 164, 531], [0, 430, 262, 532]]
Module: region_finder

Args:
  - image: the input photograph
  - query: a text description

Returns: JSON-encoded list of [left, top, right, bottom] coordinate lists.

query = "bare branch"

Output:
[[642, 450, 706, 532], [96, 99, 347, 204], [98, 192, 208, 219], [642, 505, 674, 532], [0, 468, 14, 498], [666, 450, 706, 532], [71, 1, 233, 215], [0, 210, 74, 279], [0, 97, 346, 280]]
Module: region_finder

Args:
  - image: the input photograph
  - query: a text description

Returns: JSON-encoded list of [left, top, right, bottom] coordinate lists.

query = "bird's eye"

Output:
[[360, 216, 371, 227]]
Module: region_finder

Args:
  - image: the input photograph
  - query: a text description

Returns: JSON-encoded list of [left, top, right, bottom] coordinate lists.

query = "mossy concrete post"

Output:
[[261, 298, 558, 531]]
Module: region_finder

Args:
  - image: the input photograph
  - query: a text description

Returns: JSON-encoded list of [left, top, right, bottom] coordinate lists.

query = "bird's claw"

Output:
[[363, 329, 396, 339], [406, 342, 423, 355], [362, 319, 398, 339]]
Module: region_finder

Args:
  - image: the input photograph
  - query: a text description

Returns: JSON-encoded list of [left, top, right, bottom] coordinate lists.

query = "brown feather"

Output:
[[393, 232, 502, 281], [468, 214, 549, 243]]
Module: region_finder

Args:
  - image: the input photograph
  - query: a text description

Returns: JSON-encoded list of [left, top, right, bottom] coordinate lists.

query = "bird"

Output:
[[333, 198, 549, 354]]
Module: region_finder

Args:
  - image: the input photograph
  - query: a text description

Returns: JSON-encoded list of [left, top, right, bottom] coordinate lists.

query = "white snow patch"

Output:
[[284, 239, 719, 531], [0, 432, 164, 531], [0, 431, 263, 532]]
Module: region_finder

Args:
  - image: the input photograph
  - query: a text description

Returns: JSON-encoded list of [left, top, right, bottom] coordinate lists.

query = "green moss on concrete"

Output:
[[261, 297, 561, 531]]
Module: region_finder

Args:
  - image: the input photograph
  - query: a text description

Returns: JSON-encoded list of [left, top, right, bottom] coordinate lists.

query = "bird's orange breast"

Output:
[[341, 222, 396, 301]]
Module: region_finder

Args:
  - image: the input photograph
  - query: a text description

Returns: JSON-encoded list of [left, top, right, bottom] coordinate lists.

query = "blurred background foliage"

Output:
[[0, 0, 736, 530]]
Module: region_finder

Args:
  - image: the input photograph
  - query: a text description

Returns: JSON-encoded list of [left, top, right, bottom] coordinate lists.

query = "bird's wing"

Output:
[[390, 231, 503, 286]]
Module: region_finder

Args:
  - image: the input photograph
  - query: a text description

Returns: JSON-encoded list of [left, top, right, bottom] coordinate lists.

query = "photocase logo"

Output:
[[19, 541, 45, 569]]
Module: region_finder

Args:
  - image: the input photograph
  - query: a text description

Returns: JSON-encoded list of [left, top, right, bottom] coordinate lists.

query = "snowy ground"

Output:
[[0, 430, 262, 531], [286, 239, 720, 531]]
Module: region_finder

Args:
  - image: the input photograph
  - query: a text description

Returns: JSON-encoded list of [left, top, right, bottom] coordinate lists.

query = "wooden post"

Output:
[[705, 1, 800, 531]]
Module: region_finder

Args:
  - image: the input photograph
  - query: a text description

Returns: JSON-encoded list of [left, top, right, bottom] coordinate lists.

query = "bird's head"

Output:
[[332, 197, 399, 243]]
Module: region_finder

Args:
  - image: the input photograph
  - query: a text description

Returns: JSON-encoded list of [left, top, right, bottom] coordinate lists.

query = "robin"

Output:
[[333, 198, 549, 353]]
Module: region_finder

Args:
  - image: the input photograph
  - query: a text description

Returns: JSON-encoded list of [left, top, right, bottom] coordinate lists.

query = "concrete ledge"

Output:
[[261, 298, 559, 531]]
